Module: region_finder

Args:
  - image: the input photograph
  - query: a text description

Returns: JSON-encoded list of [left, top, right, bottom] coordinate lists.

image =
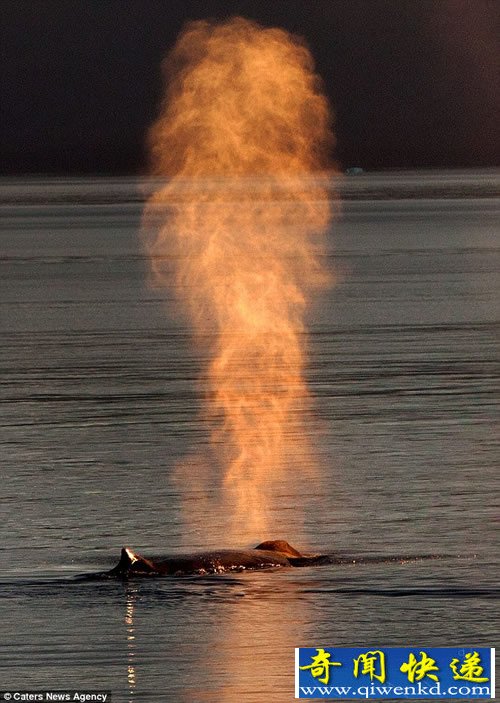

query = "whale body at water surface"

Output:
[[103, 540, 327, 578], [87, 540, 441, 580]]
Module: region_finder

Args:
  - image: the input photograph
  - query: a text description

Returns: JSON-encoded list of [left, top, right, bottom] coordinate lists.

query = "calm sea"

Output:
[[0, 171, 498, 702]]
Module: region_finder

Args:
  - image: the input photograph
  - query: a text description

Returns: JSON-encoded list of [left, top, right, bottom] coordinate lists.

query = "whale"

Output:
[[101, 539, 328, 579], [78, 541, 442, 581]]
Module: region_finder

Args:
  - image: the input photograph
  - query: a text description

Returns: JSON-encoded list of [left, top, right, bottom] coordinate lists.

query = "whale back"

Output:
[[158, 548, 291, 575], [105, 540, 307, 578], [254, 540, 303, 557]]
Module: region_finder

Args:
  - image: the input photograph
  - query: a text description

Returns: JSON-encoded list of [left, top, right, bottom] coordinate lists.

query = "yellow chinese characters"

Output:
[[300, 648, 342, 684], [450, 651, 489, 683], [353, 650, 386, 683], [400, 651, 439, 683]]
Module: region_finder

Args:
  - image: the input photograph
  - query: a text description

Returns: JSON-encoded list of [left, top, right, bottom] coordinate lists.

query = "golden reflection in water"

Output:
[[125, 586, 138, 700], [182, 572, 306, 703]]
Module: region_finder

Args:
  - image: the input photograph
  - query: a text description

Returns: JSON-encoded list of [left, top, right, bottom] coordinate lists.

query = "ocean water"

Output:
[[0, 171, 498, 702]]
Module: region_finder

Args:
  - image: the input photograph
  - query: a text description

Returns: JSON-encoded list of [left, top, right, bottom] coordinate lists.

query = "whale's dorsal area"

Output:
[[254, 540, 303, 557], [105, 540, 316, 578], [84, 544, 444, 580]]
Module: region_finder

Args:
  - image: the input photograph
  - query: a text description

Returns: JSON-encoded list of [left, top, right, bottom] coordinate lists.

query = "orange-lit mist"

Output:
[[143, 17, 337, 545]]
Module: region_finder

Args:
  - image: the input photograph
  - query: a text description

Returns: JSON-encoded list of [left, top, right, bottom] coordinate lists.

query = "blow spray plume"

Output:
[[143, 17, 338, 544]]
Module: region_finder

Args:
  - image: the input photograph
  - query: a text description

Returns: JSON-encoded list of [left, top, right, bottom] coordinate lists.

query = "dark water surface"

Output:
[[1, 171, 498, 701]]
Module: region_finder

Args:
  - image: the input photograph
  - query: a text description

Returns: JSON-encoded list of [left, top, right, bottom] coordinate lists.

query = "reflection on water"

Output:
[[0, 172, 498, 701], [114, 573, 313, 703], [125, 587, 137, 701], [180, 577, 305, 703]]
